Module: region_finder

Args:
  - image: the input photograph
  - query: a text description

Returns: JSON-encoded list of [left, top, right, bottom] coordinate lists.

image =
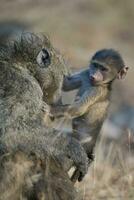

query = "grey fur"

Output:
[[0, 32, 88, 200]]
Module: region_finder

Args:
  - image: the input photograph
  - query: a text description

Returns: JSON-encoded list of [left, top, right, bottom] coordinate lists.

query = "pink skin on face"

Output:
[[89, 70, 103, 85]]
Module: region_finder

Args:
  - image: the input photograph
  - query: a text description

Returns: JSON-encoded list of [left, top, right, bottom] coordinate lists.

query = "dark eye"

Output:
[[95, 63, 108, 72], [93, 63, 99, 68], [93, 63, 108, 72], [37, 48, 51, 68], [100, 65, 108, 72]]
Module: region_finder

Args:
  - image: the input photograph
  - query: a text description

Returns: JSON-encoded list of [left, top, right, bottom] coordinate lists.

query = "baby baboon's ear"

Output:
[[117, 66, 129, 79]]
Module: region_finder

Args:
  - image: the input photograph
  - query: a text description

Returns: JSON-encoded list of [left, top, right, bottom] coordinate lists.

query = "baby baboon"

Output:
[[51, 49, 129, 182], [0, 32, 88, 200]]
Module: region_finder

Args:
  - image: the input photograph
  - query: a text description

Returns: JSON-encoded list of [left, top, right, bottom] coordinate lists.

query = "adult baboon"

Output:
[[0, 33, 88, 200]]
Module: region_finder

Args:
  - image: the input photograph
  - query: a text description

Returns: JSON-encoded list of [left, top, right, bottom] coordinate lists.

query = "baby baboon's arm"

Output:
[[62, 72, 82, 91]]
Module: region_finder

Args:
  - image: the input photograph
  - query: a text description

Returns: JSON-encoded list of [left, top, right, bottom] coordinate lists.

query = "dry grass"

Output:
[[76, 133, 134, 200]]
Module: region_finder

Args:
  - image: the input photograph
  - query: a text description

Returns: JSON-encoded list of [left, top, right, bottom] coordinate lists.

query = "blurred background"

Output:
[[0, 0, 134, 199]]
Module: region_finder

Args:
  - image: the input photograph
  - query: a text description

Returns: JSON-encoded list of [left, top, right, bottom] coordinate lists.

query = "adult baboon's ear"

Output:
[[117, 66, 129, 79]]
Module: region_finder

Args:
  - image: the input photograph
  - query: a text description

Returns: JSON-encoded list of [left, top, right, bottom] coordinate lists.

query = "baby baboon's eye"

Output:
[[36, 48, 51, 68], [100, 65, 108, 72]]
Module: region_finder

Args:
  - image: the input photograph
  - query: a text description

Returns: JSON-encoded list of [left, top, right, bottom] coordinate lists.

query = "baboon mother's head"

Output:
[[0, 32, 69, 103]]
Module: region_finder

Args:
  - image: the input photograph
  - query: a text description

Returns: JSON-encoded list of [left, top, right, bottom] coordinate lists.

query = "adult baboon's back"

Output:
[[0, 33, 88, 200]]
